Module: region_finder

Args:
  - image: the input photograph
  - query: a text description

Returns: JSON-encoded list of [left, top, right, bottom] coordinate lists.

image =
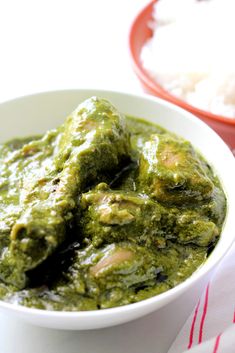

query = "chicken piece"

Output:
[[61, 242, 162, 298], [139, 134, 214, 205], [0, 97, 130, 288], [80, 183, 165, 248], [174, 211, 219, 246]]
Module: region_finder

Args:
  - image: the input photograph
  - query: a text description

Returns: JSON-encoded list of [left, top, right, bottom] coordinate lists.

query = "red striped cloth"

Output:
[[167, 242, 235, 353]]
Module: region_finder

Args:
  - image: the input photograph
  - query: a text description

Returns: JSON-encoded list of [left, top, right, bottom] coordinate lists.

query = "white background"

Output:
[[0, 0, 148, 103], [0, 1, 207, 352]]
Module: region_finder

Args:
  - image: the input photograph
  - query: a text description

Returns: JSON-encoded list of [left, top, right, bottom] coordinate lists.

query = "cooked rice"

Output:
[[141, 0, 235, 118]]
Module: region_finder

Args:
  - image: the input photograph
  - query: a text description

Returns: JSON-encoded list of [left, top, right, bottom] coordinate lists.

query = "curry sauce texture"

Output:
[[0, 97, 226, 310]]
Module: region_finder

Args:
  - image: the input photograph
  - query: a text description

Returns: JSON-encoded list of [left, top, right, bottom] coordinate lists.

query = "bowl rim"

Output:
[[0, 88, 234, 321], [129, 0, 235, 127]]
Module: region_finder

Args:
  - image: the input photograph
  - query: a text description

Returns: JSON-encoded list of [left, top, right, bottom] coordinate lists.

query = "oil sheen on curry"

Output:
[[0, 97, 226, 311]]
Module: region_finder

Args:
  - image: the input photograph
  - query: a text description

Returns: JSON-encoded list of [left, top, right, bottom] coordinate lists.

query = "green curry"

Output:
[[0, 97, 226, 310]]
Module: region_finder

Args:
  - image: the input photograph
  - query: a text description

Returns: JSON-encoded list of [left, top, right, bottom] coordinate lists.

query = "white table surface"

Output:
[[0, 0, 148, 103], [0, 1, 206, 352]]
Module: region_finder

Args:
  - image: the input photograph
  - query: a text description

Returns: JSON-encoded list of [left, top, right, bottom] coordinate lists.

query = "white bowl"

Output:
[[0, 89, 234, 330]]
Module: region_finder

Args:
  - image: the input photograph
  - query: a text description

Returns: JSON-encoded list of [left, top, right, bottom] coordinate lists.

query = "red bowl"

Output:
[[129, 0, 235, 153]]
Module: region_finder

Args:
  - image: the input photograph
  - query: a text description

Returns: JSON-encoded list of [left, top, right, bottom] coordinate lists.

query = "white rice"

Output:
[[141, 0, 235, 118]]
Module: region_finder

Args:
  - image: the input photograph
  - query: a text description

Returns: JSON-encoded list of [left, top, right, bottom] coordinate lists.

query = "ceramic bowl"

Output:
[[0, 89, 234, 330]]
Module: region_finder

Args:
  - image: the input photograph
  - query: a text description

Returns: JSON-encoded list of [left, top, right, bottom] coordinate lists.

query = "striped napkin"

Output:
[[167, 242, 235, 353]]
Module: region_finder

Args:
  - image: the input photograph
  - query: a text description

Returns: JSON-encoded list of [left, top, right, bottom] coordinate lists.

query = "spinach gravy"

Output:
[[0, 97, 226, 311]]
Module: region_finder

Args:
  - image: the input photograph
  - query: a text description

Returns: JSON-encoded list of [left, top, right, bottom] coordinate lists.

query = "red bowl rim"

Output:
[[129, 0, 235, 127]]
